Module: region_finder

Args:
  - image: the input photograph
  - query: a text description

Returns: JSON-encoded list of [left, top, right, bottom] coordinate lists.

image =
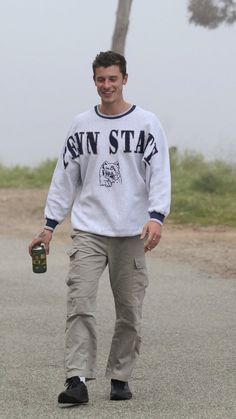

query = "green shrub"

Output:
[[0, 151, 235, 226], [169, 150, 236, 226], [191, 161, 236, 194], [0, 159, 57, 188]]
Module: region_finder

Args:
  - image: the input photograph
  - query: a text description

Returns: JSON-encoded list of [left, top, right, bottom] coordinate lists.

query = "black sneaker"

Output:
[[58, 376, 89, 407], [110, 379, 132, 400]]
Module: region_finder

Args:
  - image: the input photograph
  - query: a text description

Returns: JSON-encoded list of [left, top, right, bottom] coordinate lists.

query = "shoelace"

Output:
[[64, 376, 81, 389]]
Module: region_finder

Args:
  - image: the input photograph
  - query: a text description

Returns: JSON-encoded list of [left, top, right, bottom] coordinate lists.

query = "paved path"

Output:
[[0, 235, 235, 419]]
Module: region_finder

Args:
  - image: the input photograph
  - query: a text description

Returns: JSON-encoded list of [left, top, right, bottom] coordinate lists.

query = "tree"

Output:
[[111, 0, 133, 54], [111, 0, 236, 57], [188, 0, 236, 29]]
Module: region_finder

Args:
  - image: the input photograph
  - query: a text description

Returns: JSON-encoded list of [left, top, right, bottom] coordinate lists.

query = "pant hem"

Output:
[[105, 370, 132, 382], [66, 370, 96, 380]]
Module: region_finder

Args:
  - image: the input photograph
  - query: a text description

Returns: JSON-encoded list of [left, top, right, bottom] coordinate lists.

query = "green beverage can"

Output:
[[32, 244, 47, 273]]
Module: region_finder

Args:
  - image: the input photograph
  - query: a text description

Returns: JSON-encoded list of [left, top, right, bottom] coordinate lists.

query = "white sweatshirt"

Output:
[[45, 105, 171, 236]]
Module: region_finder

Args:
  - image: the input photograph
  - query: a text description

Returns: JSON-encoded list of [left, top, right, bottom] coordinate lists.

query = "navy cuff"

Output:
[[149, 211, 165, 223], [45, 218, 59, 230]]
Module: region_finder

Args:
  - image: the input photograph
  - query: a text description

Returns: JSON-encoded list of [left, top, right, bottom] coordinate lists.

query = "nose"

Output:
[[103, 79, 111, 89]]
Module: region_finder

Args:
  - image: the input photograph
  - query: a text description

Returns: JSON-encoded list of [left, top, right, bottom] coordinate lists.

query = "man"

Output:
[[29, 51, 171, 406]]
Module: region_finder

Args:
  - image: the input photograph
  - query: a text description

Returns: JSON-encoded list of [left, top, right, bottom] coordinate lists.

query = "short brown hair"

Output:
[[92, 51, 127, 78]]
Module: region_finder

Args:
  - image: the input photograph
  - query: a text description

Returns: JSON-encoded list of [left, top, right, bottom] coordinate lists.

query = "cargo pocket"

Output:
[[66, 247, 79, 286], [134, 257, 146, 270], [135, 335, 142, 355], [67, 247, 78, 259], [133, 257, 149, 287]]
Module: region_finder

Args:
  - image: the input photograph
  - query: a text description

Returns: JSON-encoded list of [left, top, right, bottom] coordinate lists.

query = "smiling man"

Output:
[[94, 60, 128, 112], [29, 50, 171, 407]]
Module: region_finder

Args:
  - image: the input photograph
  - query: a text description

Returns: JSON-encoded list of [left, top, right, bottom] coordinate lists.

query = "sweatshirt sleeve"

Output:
[[143, 116, 171, 223], [44, 123, 81, 229]]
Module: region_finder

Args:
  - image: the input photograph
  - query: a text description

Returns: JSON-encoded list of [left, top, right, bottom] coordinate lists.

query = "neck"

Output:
[[99, 100, 131, 116]]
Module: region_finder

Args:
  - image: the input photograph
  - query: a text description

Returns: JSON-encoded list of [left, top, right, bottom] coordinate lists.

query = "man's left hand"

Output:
[[140, 221, 162, 252]]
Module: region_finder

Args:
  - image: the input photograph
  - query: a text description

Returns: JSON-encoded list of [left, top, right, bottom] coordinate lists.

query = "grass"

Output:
[[0, 159, 57, 188], [0, 150, 235, 226], [169, 148, 236, 226]]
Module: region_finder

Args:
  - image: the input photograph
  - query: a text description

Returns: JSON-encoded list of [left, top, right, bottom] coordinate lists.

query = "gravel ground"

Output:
[[0, 231, 236, 419], [1, 188, 236, 278]]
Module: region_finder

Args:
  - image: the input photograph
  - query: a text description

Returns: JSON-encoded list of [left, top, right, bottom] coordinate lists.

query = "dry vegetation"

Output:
[[1, 188, 235, 279]]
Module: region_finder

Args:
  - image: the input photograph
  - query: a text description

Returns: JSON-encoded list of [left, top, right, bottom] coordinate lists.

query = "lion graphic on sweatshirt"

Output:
[[99, 161, 122, 187]]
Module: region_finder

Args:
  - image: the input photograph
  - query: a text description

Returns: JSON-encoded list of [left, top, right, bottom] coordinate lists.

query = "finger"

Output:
[[144, 245, 151, 253], [44, 242, 50, 255], [145, 235, 161, 252], [151, 235, 161, 246], [28, 244, 32, 256], [29, 239, 40, 256], [144, 234, 155, 249], [140, 224, 148, 240]]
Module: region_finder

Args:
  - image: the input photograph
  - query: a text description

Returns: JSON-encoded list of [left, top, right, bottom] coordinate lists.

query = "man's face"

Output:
[[94, 65, 128, 105]]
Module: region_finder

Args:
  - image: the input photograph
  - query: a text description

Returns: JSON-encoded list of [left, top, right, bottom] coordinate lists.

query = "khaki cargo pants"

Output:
[[65, 230, 148, 382]]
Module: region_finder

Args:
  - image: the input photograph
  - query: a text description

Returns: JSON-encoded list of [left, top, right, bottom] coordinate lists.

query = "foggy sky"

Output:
[[0, 0, 236, 166]]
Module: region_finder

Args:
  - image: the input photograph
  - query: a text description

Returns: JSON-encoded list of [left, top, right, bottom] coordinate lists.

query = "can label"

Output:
[[32, 244, 47, 273]]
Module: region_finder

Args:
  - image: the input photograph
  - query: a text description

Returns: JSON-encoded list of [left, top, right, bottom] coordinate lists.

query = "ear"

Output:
[[123, 74, 128, 85]]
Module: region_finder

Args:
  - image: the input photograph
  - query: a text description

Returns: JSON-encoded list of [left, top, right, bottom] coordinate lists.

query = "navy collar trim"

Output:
[[94, 105, 136, 119]]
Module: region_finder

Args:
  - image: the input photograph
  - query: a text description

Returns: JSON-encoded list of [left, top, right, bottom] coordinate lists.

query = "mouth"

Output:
[[101, 91, 114, 96]]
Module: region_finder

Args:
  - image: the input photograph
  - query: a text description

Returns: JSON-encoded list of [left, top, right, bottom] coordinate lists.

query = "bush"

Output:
[[192, 163, 236, 194], [0, 151, 236, 226], [169, 150, 236, 226], [0, 159, 57, 188]]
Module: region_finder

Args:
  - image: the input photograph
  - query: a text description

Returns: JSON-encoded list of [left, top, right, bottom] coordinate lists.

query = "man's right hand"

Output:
[[29, 229, 53, 256]]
